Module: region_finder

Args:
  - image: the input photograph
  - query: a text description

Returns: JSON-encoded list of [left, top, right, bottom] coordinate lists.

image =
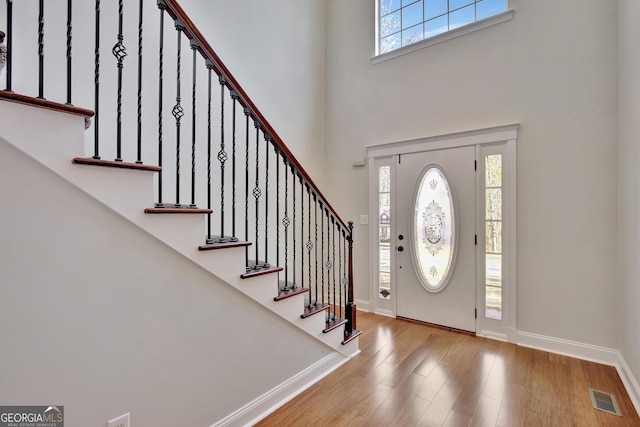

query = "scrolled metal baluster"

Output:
[[172, 23, 185, 206], [320, 201, 325, 306], [253, 121, 261, 266], [275, 146, 280, 269], [244, 107, 251, 268], [300, 176, 304, 291], [113, 0, 127, 162], [314, 193, 319, 307], [217, 76, 228, 239]]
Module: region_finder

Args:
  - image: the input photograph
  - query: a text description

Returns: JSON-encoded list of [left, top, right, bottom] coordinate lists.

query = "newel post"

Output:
[[345, 221, 356, 335]]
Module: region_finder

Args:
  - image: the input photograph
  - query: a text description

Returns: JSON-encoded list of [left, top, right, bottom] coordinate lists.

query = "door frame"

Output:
[[366, 124, 518, 343]]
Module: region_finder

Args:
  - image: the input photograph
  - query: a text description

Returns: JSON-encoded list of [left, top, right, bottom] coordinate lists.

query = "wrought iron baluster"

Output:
[[205, 63, 213, 243], [113, 0, 127, 162], [264, 134, 271, 265], [314, 193, 318, 306], [189, 40, 198, 208], [155, 4, 165, 206], [244, 107, 251, 268], [300, 176, 304, 291], [331, 215, 336, 320], [92, 0, 100, 159], [173, 23, 185, 206], [306, 184, 318, 308], [5, 0, 13, 91], [231, 91, 239, 241], [339, 226, 343, 319], [292, 167, 296, 287], [218, 76, 228, 238], [275, 146, 280, 269], [327, 209, 333, 320], [253, 121, 261, 266], [283, 158, 290, 288], [346, 221, 355, 335], [320, 202, 325, 306], [38, 0, 44, 99], [66, 0, 72, 104], [342, 228, 348, 319], [135, 0, 143, 163]]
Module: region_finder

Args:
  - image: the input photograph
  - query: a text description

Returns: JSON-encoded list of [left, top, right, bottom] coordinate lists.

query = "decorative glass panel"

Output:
[[379, 166, 392, 299], [412, 166, 456, 292], [485, 154, 503, 320]]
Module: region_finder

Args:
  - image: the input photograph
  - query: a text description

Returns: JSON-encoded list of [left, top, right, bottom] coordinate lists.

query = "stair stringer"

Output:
[[0, 99, 360, 358]]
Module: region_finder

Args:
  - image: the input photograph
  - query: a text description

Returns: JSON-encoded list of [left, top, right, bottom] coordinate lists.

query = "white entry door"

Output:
[[395, 146, 476, 332]]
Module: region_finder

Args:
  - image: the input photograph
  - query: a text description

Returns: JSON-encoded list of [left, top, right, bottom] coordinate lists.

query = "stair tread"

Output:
[[342, 329, 362, 345], [73, 157, 161, 172], [274, 286, 309, 301], [145, 206, 212, 214], [199, 239, 251, 251], [1, 90, 94, 117], [301, 303, 330, 318], [241, 265, 283, 279], [324, 317, 348, 333]]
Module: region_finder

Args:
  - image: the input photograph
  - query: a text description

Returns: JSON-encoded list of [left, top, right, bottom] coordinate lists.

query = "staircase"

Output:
[[0, 0, 359, 425]]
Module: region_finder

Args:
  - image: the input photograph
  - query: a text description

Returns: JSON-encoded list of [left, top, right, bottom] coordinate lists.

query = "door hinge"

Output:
[[475, 308, 477, 319], [475, 234, 477, 245], [474, 160, 477, 171]]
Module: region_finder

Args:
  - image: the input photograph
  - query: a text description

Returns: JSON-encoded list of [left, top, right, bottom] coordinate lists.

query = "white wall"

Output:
[[618, 0, 640, 387], [180, 0, 327, 189], [0, 137, 332, 426], [325, 0, 619, 347]]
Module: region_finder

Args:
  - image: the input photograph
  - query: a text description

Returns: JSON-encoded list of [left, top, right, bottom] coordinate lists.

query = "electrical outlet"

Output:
[[360, 214, 368, 225], [108, 413, 130, 427]]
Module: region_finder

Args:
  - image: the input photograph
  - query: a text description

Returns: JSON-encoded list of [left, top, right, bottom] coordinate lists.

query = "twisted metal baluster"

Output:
[[5, 0, 13, 92], [292, 167, 296, 287], [113, 0, 127, 162], [300, 176, 304, 291], [275, 146, 280, 269], [38, 0, 44, 99], [253, 121, 261, 266], [230, 91, 239, 241], [314, 193, 319, 306], [135, 0, 143, 163], [155, 4, 165, 206], [217, 76, 229, 238], [264, 134, 271, 266], [320, 202, 325, 306], [92, 0, 100, 159], [66, 0, 72, 104], [283, 158, 290, 288], [205, 63, 213, 243], [244, 107, 251, 268], [172, 23, 185, 206], [307, 187, 314, 308], [189, 40, 198, 207]]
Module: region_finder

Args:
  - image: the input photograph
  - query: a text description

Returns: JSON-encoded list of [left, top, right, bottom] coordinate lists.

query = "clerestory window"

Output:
[[377, 0, 508, 55]]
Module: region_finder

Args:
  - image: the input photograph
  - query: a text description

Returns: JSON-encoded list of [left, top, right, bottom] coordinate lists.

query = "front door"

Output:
[[395, 146, 476, 332]]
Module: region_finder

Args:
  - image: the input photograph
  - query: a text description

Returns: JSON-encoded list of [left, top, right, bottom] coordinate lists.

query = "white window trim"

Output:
[[367, 124, 518, 342], [372, 9, 515, 65]]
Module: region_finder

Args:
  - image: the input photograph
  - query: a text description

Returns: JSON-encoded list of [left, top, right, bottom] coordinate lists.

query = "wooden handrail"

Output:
[[161, 0, 350, 233]]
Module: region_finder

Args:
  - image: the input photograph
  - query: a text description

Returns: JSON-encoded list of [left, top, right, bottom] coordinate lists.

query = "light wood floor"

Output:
[[256, 312, 640, 427]]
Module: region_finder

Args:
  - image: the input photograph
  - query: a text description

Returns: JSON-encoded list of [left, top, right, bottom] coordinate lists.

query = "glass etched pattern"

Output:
[[485, 154, 503, 320], [379, 0, 507, 54], [413, 166, 455, 292], [379, 166, 392, 299]]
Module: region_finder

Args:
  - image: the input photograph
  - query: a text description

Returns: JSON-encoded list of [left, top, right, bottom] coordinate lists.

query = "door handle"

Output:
[[397, 246, 404, 252]]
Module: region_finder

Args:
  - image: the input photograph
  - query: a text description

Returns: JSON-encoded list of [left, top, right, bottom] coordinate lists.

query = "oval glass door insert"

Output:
[[412, 165, 457, 292]]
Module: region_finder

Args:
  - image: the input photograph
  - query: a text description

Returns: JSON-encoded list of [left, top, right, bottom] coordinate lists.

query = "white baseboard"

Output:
[[517, 330, 619, 366], [477, 329, 508, 342], [616, 351, 640, 417], [211, 352, 348, 427]]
